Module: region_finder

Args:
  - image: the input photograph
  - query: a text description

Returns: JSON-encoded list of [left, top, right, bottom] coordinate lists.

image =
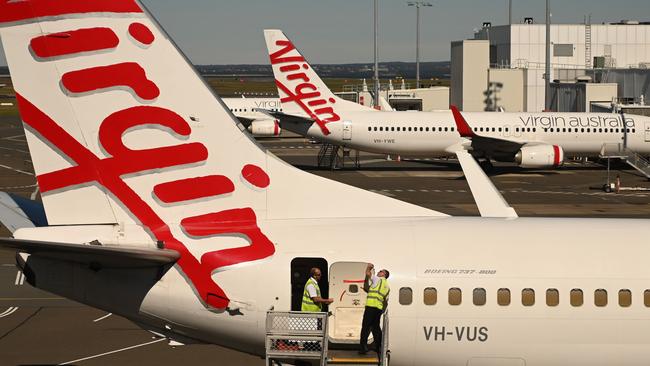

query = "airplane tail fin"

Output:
[[264, 29, 375, 135], [0, 0, 443, 310]]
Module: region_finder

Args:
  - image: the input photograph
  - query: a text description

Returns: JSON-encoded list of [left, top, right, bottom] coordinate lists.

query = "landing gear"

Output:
[[479, 158, 494, 171]]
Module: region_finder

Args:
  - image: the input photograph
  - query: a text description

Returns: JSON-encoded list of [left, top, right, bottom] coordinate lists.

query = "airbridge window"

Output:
[[424, 287, 437, 305], [449, 288, 462, 305], [546, 289, 559, 306], [522, 288, 535, 306], [497, 288, 511, 306], [594, 289, 608, 307], [619, 289, 632, 307], [570, 289, 583, 306]]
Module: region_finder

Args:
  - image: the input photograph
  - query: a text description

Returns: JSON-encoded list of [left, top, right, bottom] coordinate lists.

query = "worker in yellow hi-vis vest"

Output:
[[301, 267, 333, 312], [359, 263, 390, 355]]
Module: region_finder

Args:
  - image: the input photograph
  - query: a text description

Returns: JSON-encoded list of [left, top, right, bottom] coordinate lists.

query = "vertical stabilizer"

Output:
[[264, 29, 375, 136]]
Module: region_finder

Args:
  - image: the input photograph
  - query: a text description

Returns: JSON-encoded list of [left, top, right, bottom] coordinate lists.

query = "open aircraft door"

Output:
[[328, 261, 369, 343], [342, 121, 352, 141]]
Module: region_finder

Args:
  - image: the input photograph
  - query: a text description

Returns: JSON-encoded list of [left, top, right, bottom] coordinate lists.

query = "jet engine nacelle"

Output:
[[248, 119, 281, 137], [514, 144, 564, 168]]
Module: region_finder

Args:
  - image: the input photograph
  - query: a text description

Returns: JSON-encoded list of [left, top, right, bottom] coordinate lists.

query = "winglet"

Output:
[[450, 105, 474, 138]]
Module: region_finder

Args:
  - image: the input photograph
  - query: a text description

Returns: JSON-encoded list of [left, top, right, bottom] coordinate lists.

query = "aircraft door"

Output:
[[290, 257, 329, 311], [328, 261, 369, 343], [343, 121, 352, 141], [645, 121, 650, 142]]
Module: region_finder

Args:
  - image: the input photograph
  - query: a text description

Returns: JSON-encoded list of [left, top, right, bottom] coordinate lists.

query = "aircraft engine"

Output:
[[514, 144, 564, 168], [248, 119, 281, 137]]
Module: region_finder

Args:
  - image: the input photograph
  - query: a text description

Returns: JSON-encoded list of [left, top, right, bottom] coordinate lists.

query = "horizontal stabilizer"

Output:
[[0, 238, 180, 268]]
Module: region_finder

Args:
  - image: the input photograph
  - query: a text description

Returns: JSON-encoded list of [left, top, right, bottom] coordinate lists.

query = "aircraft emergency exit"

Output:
[[2, 2, 650, 366], [264, 29, 650, 168]]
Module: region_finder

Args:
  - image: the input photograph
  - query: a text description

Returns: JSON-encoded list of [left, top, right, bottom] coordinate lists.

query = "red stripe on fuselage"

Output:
[[154, 176, 235, 203], [61, 62, 160, 100], [30, 28, 119, 59], [0, 0, 142, 23]]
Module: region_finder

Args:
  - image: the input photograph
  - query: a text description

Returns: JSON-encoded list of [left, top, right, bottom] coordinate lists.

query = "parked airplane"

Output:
[[2, 2, 650, 366], [263, 29, 650, 168], [222, 97, 282, 137]]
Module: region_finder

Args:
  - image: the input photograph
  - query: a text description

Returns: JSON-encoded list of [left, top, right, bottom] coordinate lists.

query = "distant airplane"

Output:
[[263, 29, 650, 168], [2, 2, 650, 366], [222, 97, 282, 137]]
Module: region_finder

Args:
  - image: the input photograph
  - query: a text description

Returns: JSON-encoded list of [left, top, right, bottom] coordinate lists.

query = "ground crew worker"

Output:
[[301, 267, 333, 312], [359, 263, 390, 355]]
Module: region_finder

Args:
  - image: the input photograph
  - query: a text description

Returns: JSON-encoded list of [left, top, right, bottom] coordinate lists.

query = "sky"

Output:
[[1, 0, 649, 66]]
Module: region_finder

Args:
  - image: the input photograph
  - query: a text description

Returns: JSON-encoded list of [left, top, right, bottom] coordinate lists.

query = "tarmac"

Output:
[[0, 117, 649, 365]]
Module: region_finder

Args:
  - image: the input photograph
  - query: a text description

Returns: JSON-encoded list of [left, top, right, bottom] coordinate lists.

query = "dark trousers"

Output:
[[359, 306, 383, 352]]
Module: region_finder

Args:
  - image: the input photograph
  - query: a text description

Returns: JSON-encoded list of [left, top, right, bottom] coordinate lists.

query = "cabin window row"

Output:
[[543, 127, 634, 134], [368, 126, 456, 132], [398, 287, 644, 308], [229, 108, 283, 113]]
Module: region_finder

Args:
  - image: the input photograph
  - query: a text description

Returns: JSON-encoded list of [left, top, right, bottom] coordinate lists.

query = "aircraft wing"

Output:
[[450, 105, 523, 157], [254, 109, 315, 125], [0, 238, 180, 269], [235, 116, 255, 128]]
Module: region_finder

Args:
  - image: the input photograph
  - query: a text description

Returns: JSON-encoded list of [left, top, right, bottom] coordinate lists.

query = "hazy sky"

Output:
[[1, 0, 649, 66]]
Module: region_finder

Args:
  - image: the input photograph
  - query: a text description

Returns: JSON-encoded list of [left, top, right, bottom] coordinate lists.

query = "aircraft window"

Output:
[[605, 128, 609, 133], [616, 128, 619, 133], [533, 128, 536, 132], [473, 288, 486, 306], [587, 128, 591, 133], [379, 127, 383, 132], [479, 127, 484, 132], [522, 288, 535, 306], [594, 289, 608, 307], [570, 289, 583, 307], [444, 127, 449, 132], [562, 128, 566, 133], [619, 289, 632, 307], [438, 127, 442, 132], [374, 127, 378, 131], [550, 128, 554, 132], [598, 128, 603, 133], [399, 287, 413, 305], [423, 287, 437, 305], [448, 288, 462, 305], [633, 129, 636, 133], [505, 128, 509, 132], [515, 128, 519, 132], [349, 284, 359, 294], [527, 128, 531, 132], [546, 289, 559, 306], [473, 127, 477, 131], [492, 128, 496, 132], [408, 127, 412, 132], [451, 127, 455, 132], [368, 127, 372, 131], [420, 127, 424, 132], [497, 288, 511, 306], [397, 127, 401, 131], [391, 127, 394, 131], [426, 127, 430, 132], [645, 290, 650, 307], [581, 128, 584, 133], [499, 127, 503, 132]]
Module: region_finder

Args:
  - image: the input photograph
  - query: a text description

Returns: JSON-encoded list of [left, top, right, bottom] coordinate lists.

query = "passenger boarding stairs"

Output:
[[265, 311, 389, 366], [600, 143, 650, 179], [317, 144, 360, 169]]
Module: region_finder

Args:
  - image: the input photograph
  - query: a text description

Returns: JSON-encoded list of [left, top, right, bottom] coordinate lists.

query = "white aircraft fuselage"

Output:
[[298, 110, 650, 157]]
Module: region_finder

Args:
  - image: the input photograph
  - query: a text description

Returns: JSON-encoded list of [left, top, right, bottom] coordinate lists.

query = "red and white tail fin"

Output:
[[264, 29, 375, 135], [0, 0, 443, 309]]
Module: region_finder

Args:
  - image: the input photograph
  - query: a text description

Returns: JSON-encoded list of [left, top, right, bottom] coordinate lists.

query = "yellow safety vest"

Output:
[[366, 277, 390, 310], [301, 277, 322, 312]]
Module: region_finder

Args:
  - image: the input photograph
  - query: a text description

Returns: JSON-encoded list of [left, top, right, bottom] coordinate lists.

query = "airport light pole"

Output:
[[373, 0, 380, 108], [407, 1, 432, 89], [544, 0, 551, 111]]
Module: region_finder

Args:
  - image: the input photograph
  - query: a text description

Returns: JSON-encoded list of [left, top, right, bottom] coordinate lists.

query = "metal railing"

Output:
[[600, 143, 650, 179], [265, 311, 329, 366], [380, 311, 390, 366]]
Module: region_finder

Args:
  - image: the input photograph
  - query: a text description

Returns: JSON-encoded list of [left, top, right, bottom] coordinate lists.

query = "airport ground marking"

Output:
[[58, 338, 166, 365], [0, 163, 34, 176], [0, 306, 18, 318], [14, 270, 24, 285], [93, 313, 113, 322]]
